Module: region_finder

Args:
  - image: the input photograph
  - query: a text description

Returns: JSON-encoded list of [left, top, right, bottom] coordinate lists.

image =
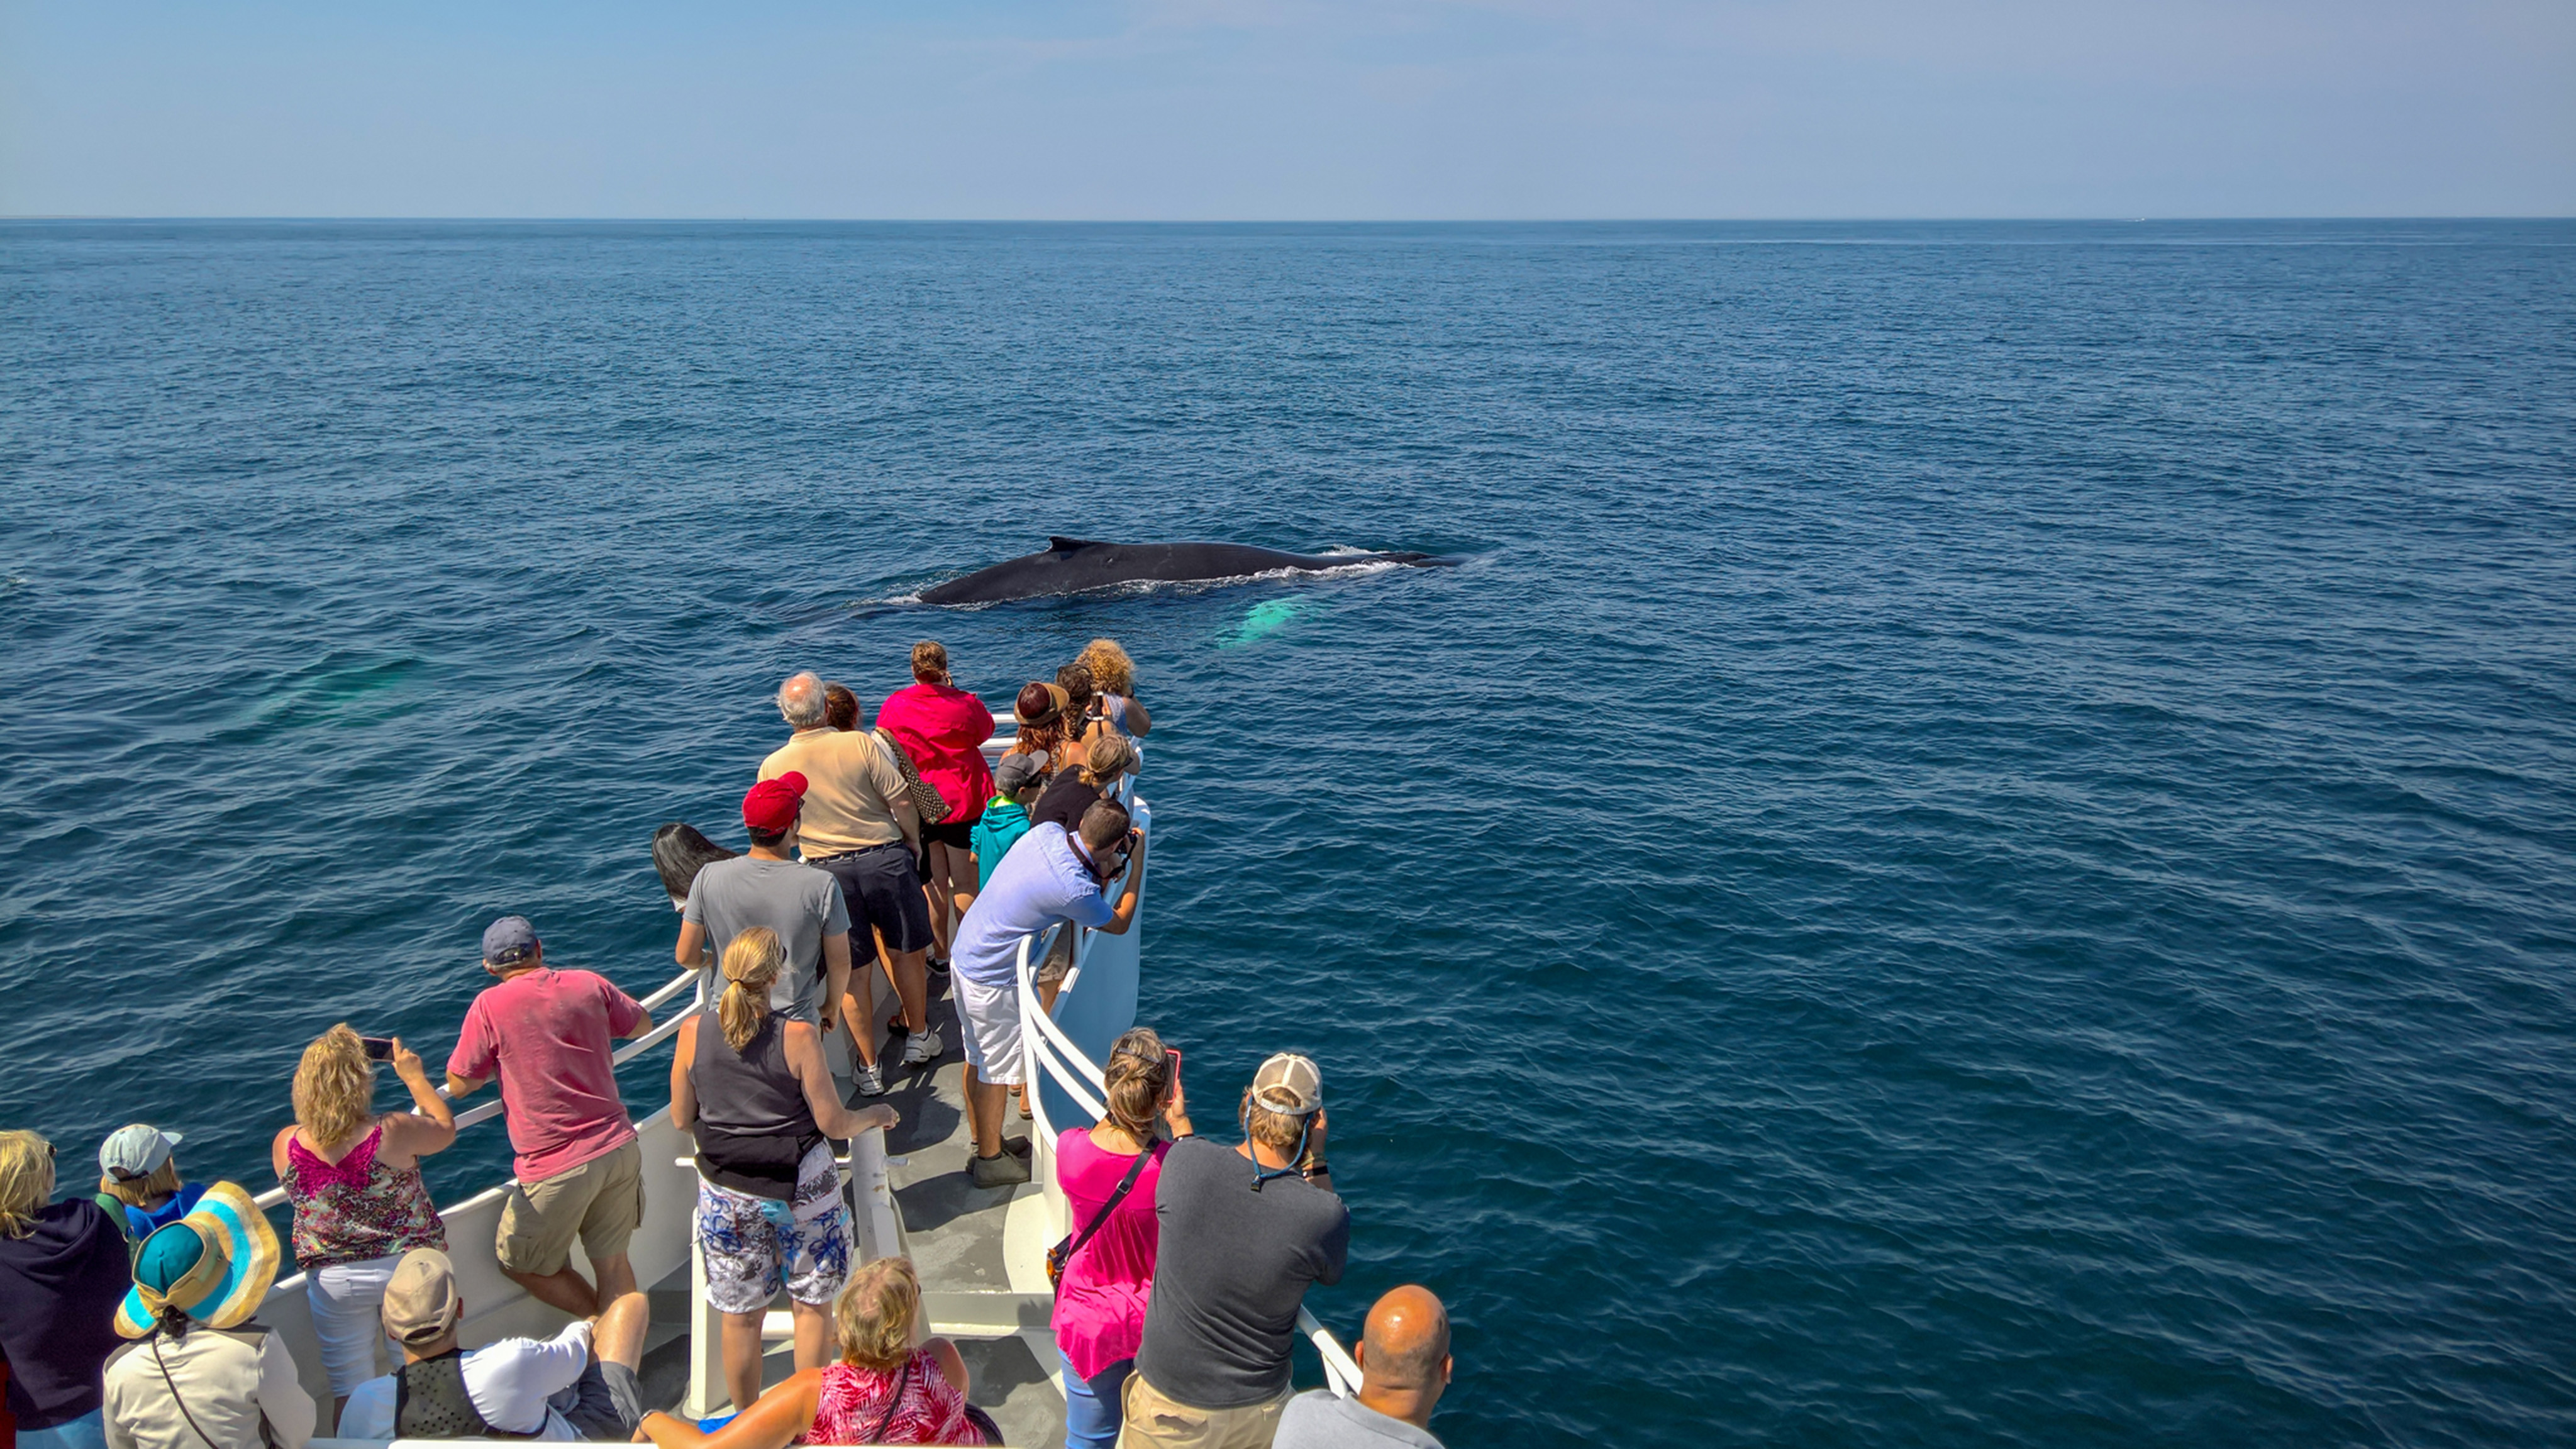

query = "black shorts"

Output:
[[921, 809, 984, 852], [561, 1359, 643, 1440], [814, 845, 933, 954]]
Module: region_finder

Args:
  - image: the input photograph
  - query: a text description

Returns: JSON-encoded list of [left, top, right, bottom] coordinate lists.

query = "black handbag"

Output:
[[1046, 1145, 1152, 1291]]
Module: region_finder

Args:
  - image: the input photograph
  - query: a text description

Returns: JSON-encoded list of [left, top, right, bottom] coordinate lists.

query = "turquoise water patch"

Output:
[[1218, 597, 1311, 648]]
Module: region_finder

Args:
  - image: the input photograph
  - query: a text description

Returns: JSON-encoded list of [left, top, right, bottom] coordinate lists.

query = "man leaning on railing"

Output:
[[443, 916, 653, 1322], [947, 797, 1147, 1189]]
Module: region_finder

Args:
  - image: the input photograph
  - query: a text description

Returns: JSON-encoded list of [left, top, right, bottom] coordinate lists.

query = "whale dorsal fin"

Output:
[[1048, 536, 1109, 553]]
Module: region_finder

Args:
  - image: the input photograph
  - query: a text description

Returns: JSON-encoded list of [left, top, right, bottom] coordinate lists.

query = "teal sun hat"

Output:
[[113, 1181, 280, 1338]]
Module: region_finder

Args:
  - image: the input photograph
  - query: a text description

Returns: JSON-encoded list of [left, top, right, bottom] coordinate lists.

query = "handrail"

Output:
[[250, 962, 707, 1213], [1011, 904, 1362, 1401]]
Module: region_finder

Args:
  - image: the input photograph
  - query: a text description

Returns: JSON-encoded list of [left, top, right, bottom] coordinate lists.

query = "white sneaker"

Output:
[[853, 1062, 886, 1097], [901, 1028, 943, 1066]]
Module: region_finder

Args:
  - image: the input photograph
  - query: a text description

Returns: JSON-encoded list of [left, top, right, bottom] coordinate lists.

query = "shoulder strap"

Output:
[[864, 1358, 913, 1447], [1067, 1144, 1153, 1264], [149, 1333, 224, 1449]]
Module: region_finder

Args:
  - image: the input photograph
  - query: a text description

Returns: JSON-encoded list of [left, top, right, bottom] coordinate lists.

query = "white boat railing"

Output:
[[248, 964, 712, 1213], [1013, 900, 1363, 1401]]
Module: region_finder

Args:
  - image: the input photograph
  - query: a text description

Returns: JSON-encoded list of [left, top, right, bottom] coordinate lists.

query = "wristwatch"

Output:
[[1299, 1160, 1330, 1179]]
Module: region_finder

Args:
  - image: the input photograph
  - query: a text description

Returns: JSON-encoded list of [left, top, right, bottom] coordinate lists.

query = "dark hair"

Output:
[[1057, 663, 1096, 720], [747, 823, 790, 849], [824, 683, 860, 732], [1079, 798, 1133, 850]]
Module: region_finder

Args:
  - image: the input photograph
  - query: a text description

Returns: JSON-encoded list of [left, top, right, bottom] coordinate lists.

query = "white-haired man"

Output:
[[756, 671, 936, 1093]]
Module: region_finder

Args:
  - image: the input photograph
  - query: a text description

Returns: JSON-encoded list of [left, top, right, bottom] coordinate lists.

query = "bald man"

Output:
[[1272, 1286, 1452, 1449]]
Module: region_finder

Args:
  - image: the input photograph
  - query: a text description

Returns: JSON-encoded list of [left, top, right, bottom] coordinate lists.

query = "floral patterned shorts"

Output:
[[694, 1140, 852, 1314]]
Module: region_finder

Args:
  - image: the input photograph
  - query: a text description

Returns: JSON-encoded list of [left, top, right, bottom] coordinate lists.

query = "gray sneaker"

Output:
[[901, 1027, 943, 1066], [853, 1061, 886, 1097], [970, 1150, 1032, 1188]]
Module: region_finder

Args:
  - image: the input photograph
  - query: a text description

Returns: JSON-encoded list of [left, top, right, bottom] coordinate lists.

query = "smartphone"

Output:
[[360, 1036, 396, 1062], [1166, 1047, 1182, 1095]]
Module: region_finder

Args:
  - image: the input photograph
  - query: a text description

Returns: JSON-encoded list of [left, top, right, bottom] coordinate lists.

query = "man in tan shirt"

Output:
[[758, 672, 940, 1091]]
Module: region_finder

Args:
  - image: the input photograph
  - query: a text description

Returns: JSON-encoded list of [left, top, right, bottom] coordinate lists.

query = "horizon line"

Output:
[[6, 214, 2574, 226]]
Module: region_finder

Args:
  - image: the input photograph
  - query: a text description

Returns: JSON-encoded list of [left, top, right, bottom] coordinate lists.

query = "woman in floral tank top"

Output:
[[636, 1257, 990, 1449], [268, 1026, 454, 1411]]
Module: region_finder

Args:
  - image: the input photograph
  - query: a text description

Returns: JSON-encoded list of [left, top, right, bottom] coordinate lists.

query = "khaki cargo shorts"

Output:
[[1117, 1372, 1292, 1449], [496, 1138, 644, 1276]]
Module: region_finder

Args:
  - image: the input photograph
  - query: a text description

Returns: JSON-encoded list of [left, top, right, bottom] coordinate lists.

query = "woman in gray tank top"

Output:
[[669, 928, 898, 1418]]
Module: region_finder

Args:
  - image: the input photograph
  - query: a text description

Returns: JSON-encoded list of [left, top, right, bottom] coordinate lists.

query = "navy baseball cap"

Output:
[[482, 915, 540, 966]]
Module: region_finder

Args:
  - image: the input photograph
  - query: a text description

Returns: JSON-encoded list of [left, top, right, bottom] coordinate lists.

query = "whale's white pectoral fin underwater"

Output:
[[916, 536, 1455, 605]]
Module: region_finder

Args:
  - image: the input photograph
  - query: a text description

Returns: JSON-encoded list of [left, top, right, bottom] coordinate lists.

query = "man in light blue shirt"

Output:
[[1274, 1286, 1452, 1449], [947, 798, 1146, 1188]]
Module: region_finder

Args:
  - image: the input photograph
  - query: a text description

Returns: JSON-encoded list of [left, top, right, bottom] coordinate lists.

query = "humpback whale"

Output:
[[916, 537, 1453, 606], [652, 821, 737, 909]]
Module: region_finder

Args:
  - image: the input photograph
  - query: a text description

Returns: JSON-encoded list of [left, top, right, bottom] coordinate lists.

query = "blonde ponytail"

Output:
[[719, 928, 785, 1052]]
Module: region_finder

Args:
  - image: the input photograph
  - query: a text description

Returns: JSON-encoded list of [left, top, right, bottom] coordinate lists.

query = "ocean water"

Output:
[[5, 219, 2575, 1447]]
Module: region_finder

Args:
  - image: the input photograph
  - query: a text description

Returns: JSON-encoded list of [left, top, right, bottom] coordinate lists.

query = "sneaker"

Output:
[[901, 1028, 943, 1066], [852, 1062, 886, 1097], [970, 1150, 1031, 1188], [883, 1016, 908, 1037], [1002, 1135, 1031, 1160]]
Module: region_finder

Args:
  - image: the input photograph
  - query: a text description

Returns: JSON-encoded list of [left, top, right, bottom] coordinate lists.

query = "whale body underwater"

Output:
[[916, 537, 1454, 605]]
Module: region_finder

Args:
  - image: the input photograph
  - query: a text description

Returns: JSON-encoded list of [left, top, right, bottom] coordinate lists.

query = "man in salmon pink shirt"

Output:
[[446, 916, 653, 1318]]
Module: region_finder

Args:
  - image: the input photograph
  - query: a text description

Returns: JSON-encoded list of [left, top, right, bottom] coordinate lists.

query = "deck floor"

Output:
[[631, 979, 1068, 1448]]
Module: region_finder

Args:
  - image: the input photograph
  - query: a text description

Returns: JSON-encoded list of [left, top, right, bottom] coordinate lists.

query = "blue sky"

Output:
[[2, 1, 2568, 218]]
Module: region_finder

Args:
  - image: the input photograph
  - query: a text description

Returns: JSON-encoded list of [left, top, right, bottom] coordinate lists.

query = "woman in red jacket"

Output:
[[876, 642, 997, 968]]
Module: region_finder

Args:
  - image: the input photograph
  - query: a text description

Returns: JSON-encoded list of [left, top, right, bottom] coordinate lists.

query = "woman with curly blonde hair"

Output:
[[1075, 638, 1153, 740], [635, 1256, 988, 1448], [268, 1024, 454, 1414]]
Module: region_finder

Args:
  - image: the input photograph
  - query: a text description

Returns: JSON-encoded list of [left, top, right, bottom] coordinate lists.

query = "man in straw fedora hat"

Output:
[[100, 1181, 315, 1449]]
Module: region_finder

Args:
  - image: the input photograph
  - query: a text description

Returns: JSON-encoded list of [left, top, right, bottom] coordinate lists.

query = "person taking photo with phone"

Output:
[[270, 1026, 455, 1423], [1052, 1028, 1192, 1449]]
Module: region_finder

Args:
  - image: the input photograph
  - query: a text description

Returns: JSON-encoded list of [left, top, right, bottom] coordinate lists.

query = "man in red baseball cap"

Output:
[[673, 769, 870, 1088]]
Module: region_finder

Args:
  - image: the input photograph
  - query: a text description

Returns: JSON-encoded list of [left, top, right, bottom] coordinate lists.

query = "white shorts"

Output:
[[955, 973, 1024, 1086], [306, 1255, 402, 1396]]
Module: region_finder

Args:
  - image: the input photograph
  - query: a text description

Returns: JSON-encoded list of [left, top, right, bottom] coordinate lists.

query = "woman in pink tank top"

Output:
[[268, 1026, 454, 1412], [1052, 1028, 1191, 1449]]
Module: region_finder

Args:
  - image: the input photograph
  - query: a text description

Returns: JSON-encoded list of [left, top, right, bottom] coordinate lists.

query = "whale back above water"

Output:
[[916, 536, 1450, 605]]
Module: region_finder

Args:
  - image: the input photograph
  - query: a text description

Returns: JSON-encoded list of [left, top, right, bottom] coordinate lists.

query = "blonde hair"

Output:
[[911, 641, 949, 680], [1080, 733, 1136, 788], [293, 1025, 376, 1150], [101, 1157, 182, 1208], [719, 928, 784, 1053], [1077, 639, 1135, 697], [1240, 1089, 1309, 1153], [1102, 1028, 1172, 1140], [0, 1130, 55, 1238], [834, 1256, 923, 1372]]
